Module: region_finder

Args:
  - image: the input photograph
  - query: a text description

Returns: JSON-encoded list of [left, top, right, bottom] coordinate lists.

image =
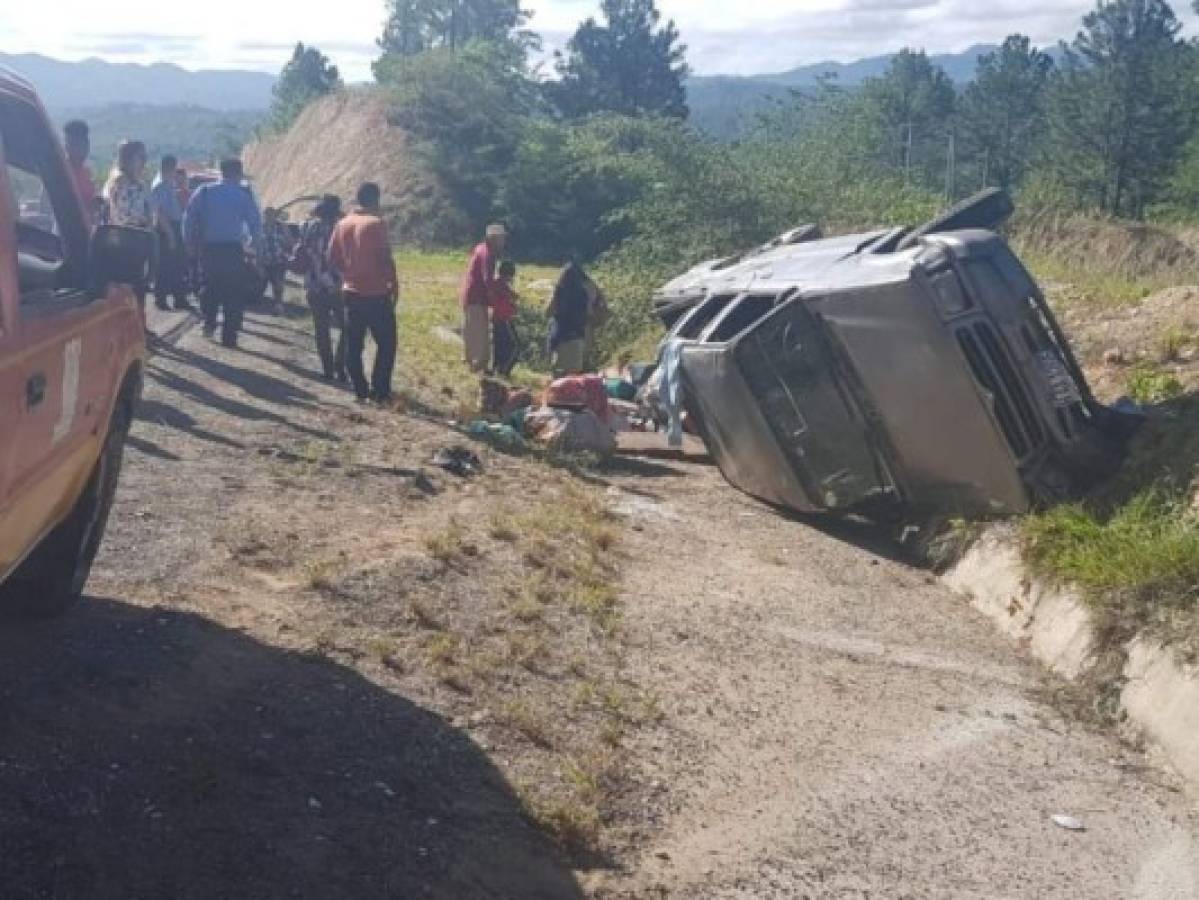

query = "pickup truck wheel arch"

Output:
[[0, 386, 134, 619]]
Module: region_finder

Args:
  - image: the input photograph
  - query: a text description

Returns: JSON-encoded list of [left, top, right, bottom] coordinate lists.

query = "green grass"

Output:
[[1127, 364, 1185, 406], [1021, 250, 1161, 309], [1024, 491, 1198, 596], [395, 249, 560, 417]]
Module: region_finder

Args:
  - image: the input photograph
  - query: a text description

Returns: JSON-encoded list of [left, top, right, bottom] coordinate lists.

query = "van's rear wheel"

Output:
[[0, 401, 132, 619]]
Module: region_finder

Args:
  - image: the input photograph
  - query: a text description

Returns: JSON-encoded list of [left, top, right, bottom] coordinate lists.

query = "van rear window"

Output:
[[709, 295, 777, 342]]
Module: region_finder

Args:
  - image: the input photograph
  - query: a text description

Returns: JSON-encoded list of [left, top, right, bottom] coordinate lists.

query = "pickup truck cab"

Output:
[[0, 67, 148, 616]]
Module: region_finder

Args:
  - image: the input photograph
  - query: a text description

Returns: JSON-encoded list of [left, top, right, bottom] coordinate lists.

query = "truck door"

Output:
[[733, 299, 893, 512], [0, 90, 104, 577]]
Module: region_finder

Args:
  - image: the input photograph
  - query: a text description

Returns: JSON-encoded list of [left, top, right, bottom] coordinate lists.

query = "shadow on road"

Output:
[[159, 343, 321, 411], [136, 399, 247, 451], [0, 599, 581, 900], [145, 365, 339, 444]]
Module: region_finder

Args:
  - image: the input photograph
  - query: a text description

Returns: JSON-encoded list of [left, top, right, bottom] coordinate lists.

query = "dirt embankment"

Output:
[[1012, 209, 1199, 282], [242, 88, 451, 241]]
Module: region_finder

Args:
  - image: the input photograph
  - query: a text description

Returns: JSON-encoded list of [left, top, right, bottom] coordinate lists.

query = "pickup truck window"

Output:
[[1, 96, 88, 302]]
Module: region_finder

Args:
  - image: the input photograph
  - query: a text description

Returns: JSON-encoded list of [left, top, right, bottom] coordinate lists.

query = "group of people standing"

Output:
[[61, 119, 399, 404], [289, 186, 399, 403], [460, 225, 608, 378], [62, 118, 608, 406]]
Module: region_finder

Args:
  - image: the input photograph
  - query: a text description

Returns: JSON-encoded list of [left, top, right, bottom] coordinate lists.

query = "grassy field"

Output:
[[395, 249, 562, 417]]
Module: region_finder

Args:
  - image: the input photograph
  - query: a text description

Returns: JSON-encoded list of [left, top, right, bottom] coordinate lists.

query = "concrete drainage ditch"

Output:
[[942, 523, 1199, 789]]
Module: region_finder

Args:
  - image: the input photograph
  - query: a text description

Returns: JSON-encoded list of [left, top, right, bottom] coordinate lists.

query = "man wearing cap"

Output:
[[460, 223, 506, 372]]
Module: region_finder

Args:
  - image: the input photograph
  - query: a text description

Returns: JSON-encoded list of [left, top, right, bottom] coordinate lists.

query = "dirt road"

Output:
[[0, 301, 1195, 899]]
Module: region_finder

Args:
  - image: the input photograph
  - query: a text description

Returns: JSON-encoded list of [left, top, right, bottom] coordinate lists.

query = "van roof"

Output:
[[656, 228, 1006, 302], [0, 66, 39, 105]]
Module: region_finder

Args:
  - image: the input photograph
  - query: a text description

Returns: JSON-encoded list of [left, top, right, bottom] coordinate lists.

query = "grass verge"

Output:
[[1021, 393, 1199, 661]]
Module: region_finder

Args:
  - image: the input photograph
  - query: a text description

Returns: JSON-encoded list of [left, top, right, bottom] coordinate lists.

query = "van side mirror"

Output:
[[91, 225, 153, 293]]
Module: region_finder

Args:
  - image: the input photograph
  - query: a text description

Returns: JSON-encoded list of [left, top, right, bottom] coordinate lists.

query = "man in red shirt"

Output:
[[459, 223, 506, 372], [328, 182, 399, 404], [63, 120, 98, 228]]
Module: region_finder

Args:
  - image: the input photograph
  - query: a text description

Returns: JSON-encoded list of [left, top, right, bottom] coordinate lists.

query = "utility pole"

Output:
[[945, 130, 956, 201], [904, 122, 914, 184]]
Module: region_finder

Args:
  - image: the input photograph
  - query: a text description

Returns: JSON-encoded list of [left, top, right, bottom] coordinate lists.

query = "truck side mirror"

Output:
[[91, 225, 153, 293]]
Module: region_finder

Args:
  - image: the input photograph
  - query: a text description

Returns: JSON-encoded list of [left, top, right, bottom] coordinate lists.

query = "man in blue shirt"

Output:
[[183, 158, 262, 347]]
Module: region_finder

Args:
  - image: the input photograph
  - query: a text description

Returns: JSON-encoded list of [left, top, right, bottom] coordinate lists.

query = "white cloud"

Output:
[[2, 0, 1197, 79]]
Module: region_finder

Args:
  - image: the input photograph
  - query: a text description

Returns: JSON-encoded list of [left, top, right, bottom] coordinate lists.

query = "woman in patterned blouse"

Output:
[[103, 140, 154, 324], [103, 140, 152, 228]]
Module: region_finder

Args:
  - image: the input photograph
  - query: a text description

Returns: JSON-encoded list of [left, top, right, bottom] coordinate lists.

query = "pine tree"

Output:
[[1045, 0, 1193, 217], [861, 49, 956, 188], [270, 44, 342, 131], [551, 0, 690, 120], [957, 36, 1054, 191], [375, 0, 533, 76]]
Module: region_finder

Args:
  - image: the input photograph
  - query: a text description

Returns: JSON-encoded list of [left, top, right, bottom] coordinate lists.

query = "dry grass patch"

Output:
[[521, 790, 602, 858], [502, 699, 554, 748], [303, 555, 344, 591], [409, 598, 444, 630], [505, 631, 549, 671], [424, 518, 477, 565], [423, 632, 461, 668]]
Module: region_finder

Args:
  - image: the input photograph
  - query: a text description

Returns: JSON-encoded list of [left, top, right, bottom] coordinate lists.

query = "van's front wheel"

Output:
[[0, 401, 132, 619]]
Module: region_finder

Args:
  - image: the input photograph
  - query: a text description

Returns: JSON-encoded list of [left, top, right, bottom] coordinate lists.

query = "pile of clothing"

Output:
[[473, 373, 661, 457]]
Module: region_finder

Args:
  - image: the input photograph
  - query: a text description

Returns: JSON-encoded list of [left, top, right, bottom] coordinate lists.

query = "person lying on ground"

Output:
[[329, 182, 399, 405]]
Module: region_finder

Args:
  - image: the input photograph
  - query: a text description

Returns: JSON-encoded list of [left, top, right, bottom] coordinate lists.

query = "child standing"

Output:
[[491, 260, 521, 377]]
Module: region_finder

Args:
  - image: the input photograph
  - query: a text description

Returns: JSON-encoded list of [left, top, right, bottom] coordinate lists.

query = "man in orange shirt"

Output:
[[63, 120, 98, 227], [328, 182, 399, 404]]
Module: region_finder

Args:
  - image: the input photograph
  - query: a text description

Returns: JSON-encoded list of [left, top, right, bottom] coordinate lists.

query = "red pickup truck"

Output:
[[0, 68, 148, 617]]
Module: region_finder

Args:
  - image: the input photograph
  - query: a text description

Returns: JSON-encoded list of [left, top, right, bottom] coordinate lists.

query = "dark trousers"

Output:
[[307, 288, 347, 379], [154, 223, 186, 307], [493, 320, 519, 377], [200, 243, 250, 345], [344, 293, 397, 400]]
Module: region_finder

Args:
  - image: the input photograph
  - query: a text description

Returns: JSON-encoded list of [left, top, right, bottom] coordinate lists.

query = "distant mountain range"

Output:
[[0, 53, 275, 111], [688, 44, 1004, 138], [1, 44, 1024, 147]]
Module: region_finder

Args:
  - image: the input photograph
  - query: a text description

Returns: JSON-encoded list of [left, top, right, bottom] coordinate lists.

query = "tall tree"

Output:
[[271, 43, 342, 131], [861, 49, 956, 188], [1045, 0, 1192, 217], [376, 0, 533, 73], [957, 36, 1054, 191], [551, 0, 690, 120]]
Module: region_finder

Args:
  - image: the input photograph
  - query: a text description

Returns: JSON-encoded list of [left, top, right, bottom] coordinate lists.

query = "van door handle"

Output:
[[26, 373, 46, 409]]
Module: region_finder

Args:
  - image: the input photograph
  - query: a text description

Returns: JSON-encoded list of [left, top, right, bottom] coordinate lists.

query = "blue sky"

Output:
[[3, 1, 1197, 80]]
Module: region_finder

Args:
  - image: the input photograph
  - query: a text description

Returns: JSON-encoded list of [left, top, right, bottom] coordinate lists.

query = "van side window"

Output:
[[1, 97, 89, 302]]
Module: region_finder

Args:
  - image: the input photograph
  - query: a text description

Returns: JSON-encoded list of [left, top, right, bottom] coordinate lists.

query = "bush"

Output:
[[1127, 364, 1185, 405]]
